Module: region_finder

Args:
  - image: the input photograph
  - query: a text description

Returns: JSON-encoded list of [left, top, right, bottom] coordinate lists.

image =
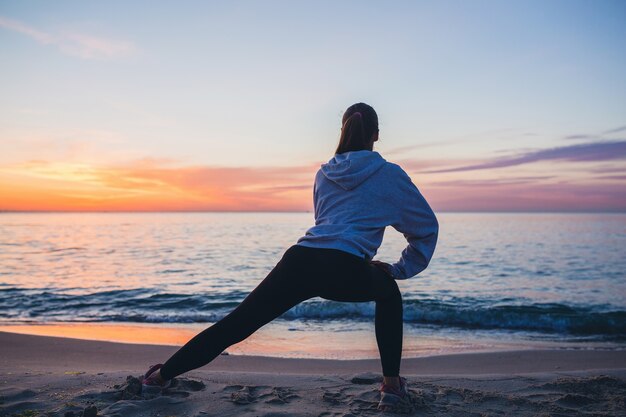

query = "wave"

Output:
[[1, 287, 625, 338], [284, 300, 626, 337]]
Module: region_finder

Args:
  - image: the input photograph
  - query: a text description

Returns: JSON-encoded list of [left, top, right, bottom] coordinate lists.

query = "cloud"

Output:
[[589, 166, 626, 174], [384, 144, 428, 156], [0, 15, 54, 44], [396, 157, 484, 173], [57, 33, 134, 60], [258, 184, 312, 192], [564, 134, 595, 140], [424, 181, 626, 212], [598, 175, 626, 181], [431, 176, 555, 187], [0, 16, 135, 60], [384, 139, 460, 156], [421, 140, 626, 174], [603, 125, 626, 135], [563, 125, 626, 140]]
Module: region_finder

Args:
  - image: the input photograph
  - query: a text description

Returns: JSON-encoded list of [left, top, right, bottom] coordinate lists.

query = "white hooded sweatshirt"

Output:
[[297, 150, 439, 279]]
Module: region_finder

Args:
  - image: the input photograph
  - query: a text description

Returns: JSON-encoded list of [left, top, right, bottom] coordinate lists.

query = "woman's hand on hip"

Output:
[[369, 260, 395, 279]]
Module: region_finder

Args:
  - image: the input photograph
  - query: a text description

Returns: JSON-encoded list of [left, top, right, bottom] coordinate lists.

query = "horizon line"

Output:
[[1, 210, 625, 214]]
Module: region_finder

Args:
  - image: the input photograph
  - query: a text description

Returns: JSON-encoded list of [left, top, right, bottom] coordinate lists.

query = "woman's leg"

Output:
[[373, 273, 403, 378], [159, 247, 314, 380], [315, 251, 403, 377]]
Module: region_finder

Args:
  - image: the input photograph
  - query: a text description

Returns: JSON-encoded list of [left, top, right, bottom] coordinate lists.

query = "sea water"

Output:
[[1, 212, 625, 358]]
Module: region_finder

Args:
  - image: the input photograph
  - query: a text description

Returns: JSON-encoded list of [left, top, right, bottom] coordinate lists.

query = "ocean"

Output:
[[1, 212, 625, 358]]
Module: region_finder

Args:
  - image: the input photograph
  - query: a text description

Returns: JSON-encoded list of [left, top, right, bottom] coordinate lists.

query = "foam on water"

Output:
[[1, 287, 624, 338]]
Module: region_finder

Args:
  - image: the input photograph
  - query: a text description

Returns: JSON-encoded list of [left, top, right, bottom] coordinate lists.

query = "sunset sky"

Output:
[[1, 0, 625, 212]]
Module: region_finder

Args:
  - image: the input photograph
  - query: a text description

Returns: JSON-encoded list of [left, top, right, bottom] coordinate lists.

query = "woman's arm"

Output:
[[388, 169, 439, 279]]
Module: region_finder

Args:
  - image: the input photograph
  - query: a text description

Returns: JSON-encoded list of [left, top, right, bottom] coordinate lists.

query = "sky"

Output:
[[1, 0, 625, 212]]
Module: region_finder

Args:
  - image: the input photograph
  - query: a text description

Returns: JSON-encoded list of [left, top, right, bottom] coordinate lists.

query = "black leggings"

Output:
[[160, 245, 403, 379]]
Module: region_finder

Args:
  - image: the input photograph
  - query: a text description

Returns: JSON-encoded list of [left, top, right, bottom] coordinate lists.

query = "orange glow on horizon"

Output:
[[1, 158, 624, 212], [0, 160, 317, 212]]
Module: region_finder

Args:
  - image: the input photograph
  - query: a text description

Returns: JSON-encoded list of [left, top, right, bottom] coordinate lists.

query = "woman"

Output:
[[142, 102, 439, 411]]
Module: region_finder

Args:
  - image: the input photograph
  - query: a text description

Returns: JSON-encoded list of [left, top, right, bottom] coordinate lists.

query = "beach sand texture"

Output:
[[1, 332, 626, 416]]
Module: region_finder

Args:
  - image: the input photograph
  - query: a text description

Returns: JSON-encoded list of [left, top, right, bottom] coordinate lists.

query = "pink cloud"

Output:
[[0, 15, 135, 60], [421, 141, 626, 174], [424, 179, 626, 212]]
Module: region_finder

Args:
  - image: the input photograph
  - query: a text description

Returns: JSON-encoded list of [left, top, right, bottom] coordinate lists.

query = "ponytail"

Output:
[[335, 103, 379, 154]]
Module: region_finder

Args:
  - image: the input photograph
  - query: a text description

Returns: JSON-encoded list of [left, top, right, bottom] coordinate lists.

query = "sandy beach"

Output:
[[1, 331, 625, 416]]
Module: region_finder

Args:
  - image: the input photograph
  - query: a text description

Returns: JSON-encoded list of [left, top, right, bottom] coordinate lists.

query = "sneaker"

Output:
[[378, 376, 408, 411], [141, 364, 171, 396]]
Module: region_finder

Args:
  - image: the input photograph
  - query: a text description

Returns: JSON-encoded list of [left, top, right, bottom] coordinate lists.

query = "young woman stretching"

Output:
[[142, 102, 439, 411]]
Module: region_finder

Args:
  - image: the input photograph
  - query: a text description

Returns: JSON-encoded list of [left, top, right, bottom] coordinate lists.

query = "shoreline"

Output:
[[2, 321, 623, 362], [2, 331, 626, 416], [3, 330, 626, 375]]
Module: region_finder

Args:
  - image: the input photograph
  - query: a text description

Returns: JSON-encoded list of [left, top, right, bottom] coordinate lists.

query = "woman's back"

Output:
[[297, 149, 438, 280]]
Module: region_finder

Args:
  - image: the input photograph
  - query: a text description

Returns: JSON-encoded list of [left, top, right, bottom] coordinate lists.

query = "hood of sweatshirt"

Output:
[[320, 150, 387, 190]]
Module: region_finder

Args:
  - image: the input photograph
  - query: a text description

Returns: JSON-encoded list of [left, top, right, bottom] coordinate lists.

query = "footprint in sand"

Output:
[[53, 377, 206, 417], [223, 385, 299, 405], [531, 375, 626, 414], [0, 387, 39, 416], [110, 376, 206, 401], [321, 390, 345, 405], [345, 381, 427, 415], [167, 378, 207, 396]]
